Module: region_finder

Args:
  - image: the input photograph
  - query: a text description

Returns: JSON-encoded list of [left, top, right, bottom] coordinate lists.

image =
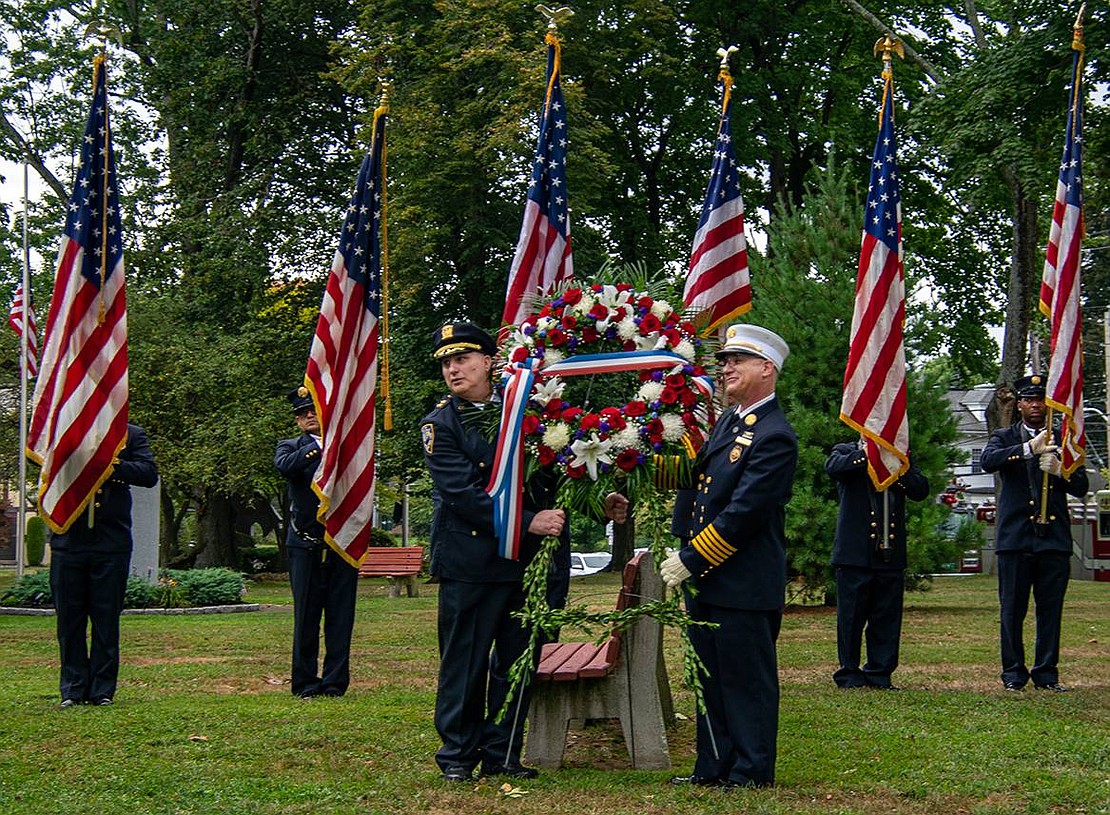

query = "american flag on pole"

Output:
[[8, 283, 39, 377], [502, 31, 573, 333], [27, 56, 129, 534], [684, 64, 750, 331], [304, 103, 388, 567], [839, 57, 909, 490], [1039, 19, 1087, 477]]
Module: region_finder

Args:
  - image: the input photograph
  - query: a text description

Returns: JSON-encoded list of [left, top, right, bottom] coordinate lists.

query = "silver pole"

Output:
[[16, 162, 31, 577], [1104, 307, 1109, 463]]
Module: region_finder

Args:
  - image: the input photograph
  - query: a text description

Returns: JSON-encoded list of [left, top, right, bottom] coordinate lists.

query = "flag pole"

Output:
[[16, 162, 31, 577]]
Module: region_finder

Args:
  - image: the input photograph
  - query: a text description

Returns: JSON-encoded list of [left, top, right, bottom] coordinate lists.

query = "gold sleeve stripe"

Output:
[[692, 524, 736, 566]]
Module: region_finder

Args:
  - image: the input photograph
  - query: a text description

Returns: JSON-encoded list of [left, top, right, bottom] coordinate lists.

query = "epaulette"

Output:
[[435, 396, 451, 409]]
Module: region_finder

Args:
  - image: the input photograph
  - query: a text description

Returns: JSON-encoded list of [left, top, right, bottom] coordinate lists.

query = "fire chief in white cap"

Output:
[[663, 322, 797, 788]]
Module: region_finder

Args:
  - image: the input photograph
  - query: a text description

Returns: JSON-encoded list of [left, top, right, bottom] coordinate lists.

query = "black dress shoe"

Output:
[[1003, 681, 1025, 692], [1034, 682, 1069, 693], [91, 697, 113, 706], [60, 698, 81, 708], [442, 766, 473, 783], [481, 763, 539, 780], [669, 774, 723, 787]]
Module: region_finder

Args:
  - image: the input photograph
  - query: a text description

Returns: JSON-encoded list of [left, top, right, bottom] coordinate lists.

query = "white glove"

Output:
[[660, 552, 692, 589], [1029, 429, 1056, 456], [1039, 452, 1063, 477]]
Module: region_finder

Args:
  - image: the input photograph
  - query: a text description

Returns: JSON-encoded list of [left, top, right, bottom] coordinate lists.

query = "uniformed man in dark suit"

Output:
[[662, 323, 798, 788], [980, 374, 1088, 692], [50, 423, 158, 707], [421, 321, 626, 783], [275, 387, 359, 698], [826, 442, 929, 689]]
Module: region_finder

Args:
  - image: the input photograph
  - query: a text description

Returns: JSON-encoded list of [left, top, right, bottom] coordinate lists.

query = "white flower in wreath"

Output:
[[574, 293, 596, 317], [509, 328, 533, 348], [543, 348, 565, 367], [569, 433, 615, 480], [660, 413, 686, 442], [531, 377, 566, 407], [610, 423, 642, 451], [637, 381, 664, 403], [675, 339, 696, 361], [536, 315, 558, 334], [542, 422, 571, 451], [650, 299, 672, 319], [595, 284, 630, 309], [634, 332, 662, 351], [616, 317, 639, 340]]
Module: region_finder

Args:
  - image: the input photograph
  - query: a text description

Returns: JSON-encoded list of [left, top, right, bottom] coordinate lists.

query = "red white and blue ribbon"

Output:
[[485, 349, 712, 560]]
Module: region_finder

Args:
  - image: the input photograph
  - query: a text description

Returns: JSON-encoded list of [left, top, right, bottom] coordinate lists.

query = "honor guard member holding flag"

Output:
[[51, 424, 158, 707], [825, 443, 929, 689], [275, 387, 359, 698], [662, 324, 798, 788], [980, 374, 1087, 692], [421, 322, 627, 783]]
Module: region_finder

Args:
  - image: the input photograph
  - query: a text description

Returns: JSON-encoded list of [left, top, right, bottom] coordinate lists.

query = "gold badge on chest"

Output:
[[744, 413, 757, 426], [729, 446, 743, 463]]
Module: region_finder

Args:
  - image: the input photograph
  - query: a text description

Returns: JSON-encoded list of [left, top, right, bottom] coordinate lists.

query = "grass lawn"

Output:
[[0, 569, 1106, 815]]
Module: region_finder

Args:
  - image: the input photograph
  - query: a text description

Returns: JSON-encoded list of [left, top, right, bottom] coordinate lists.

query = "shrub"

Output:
[[1, 568, 245, 608], [239, 545, 280, 574], [24, 516, 46, 566], [161, 568, 245, 606], [1, 570, 52, 607], [369, 527, 398, 547], [124, 577, 155, 609]]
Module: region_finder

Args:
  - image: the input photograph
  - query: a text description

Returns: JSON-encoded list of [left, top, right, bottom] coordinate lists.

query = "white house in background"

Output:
[[944, 384, 997, 505]]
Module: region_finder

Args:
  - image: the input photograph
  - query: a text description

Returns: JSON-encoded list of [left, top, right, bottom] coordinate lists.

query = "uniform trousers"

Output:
[[50, 548, 131, 702], [686, 594, 781, 787], [434, 578, 532, 773], [997, 550, 1069, 687], [833, 566, 904, 688], [287, 545, 358, 697]]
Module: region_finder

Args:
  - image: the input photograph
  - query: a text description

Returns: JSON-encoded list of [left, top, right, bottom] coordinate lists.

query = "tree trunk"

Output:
[[987, 170, 1039, 433], [193, 489, 240, 569]]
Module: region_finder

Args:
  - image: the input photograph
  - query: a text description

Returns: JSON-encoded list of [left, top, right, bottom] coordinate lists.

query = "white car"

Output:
[[569, 551, 612, 577]]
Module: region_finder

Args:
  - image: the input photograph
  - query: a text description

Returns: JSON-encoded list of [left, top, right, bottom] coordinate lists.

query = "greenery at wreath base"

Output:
[[1, 568, 247, 609]]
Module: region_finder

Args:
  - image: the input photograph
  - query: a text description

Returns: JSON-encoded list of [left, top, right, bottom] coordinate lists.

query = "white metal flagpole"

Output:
[[16, 161, 31, 577]]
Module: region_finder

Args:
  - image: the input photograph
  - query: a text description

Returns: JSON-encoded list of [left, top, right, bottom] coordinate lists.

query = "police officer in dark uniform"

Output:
[[275, 387, 359, 698], [662, 324, 797, 788], [421, 321, 626, 783], [50, 423, 158, 707], [826, 442, 929, 689], [980, 374, 1088, 692]]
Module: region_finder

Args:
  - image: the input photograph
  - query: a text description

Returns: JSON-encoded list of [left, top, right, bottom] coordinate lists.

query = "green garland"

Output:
[[495, 480, 716, 724]]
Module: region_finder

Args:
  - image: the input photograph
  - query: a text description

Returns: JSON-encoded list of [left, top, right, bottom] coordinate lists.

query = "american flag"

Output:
[[1039, 26, 1087, 477], [27, 56, 129, 534], [502, 31, 573, 332], [8, 283, 39, 377], [684, 67, 750, 331], [303, 104, 388, 566], [839, 67, 909, 490]]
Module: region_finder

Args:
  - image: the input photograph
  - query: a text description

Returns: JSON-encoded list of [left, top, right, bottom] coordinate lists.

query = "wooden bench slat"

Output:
[[577, 636, 622, 678], [536, 642, 590, 680], [550, 643, 608, 681], [358, 546, 423, 577]]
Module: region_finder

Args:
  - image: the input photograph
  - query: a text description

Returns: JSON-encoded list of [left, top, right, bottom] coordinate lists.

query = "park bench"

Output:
[[525, 551, 673, 770], [358, 546, 424, 597]]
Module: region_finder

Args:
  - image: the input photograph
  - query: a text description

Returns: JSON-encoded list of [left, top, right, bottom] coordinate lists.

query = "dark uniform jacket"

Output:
[[422, 395, 557, 583], [671, 397, 798, 610], [274, 432, 324, 550], [49, 424, 159, 553], [826, 443, 930, 570], [980, 422, 1088, 553]]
